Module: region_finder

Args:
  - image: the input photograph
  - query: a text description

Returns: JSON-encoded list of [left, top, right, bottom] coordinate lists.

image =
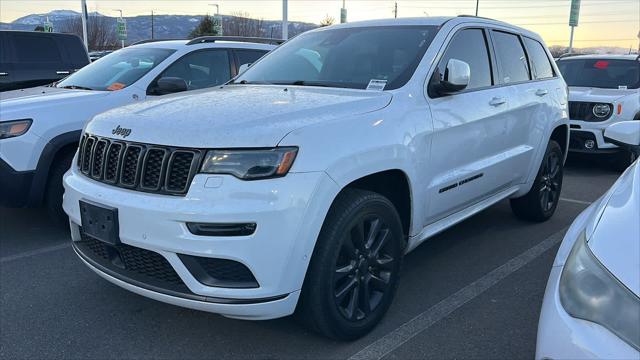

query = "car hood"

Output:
[[0, 86, 109, 112], [85, 85, 393, 148], [588, 160, 640, 297], [568, 86, 637, 103]]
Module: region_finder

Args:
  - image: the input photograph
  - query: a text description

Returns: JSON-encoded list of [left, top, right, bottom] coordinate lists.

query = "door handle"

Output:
[[489, 97, 507, 106], [535, 89, 549, 96], [0, 72, 8, 76], [56, 71, 70, 75]]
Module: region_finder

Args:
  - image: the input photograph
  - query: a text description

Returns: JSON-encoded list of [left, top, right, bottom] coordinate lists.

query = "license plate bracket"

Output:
[[79, 200, 120, 245]]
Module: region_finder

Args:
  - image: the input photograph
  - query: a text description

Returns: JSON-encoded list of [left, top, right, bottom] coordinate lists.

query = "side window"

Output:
[[524, 38, 554, 79], [13, 34, 62, 63], [235, 49, 268, 68], [492, 31, 530, 84], [436, 28, 492, 90], [158, 49, 231, 91]]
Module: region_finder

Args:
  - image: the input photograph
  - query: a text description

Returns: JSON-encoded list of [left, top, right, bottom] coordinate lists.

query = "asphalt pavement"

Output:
[[0, 155, 621, 359]]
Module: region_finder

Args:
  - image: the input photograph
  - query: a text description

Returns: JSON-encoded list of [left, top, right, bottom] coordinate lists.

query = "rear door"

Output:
[[7, 32, 66, 88], [489, 30, 544, 184], [425, 27, 513, 222]]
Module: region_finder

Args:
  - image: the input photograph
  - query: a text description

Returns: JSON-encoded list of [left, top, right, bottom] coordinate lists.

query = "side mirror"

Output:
[[604, 121, 640, 154], [432, 59, 471, 96], [154, 77, 188, 95], [238, 63, 251, 74]]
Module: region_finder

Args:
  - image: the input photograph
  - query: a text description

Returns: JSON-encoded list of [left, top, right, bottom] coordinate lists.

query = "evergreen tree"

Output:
[[189, 15, 220, 38]]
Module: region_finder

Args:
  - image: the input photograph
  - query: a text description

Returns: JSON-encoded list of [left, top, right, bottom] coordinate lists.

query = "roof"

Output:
[[314, 16, 541, 40], [557, 54, 639, 61]]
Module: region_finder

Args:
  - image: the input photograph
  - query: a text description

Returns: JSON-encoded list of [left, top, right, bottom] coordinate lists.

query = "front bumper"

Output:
[[0, 157, 35, 207], [63, 166, 339, 320], [568, 118, 628, 154]]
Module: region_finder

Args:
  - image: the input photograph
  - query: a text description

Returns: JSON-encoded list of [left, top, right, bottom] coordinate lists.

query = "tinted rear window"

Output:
[[558, 59, 640, 89], [13, 34, 62, 63], [524, 38, 554, 79], [492, 31, 530, 84]]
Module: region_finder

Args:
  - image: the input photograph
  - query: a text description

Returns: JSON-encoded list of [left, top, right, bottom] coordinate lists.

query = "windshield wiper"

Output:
[[276, 80, 332, 87], [229, 80, 271, 85], [60, 85, 94, 90]]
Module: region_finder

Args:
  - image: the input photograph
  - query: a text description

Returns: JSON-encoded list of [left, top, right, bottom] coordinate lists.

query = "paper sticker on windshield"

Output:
[[619, 85, 628, 90], [366, 79, 387, 91], [107, 82, 126, 91]]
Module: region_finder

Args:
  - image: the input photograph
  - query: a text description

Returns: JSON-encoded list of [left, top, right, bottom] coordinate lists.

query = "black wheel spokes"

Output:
[[334, 215, 395, 321], [539, 152, 561, 212]]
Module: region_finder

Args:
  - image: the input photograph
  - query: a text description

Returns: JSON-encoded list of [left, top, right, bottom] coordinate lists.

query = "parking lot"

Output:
[[0, 154, 621, 359]]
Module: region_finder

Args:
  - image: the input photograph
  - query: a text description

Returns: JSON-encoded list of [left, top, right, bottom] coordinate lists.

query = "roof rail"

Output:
[[186, 36, 285, 46], [131, 38, 184, 46], [457, 14, 498, 21]]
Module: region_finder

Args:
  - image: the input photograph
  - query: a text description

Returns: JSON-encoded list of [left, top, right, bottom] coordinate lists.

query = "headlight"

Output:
[[559, 231, 640, 350], [200, 147, 298, 180], [592, 103, 612, 118], [0, 119, 32, 139]]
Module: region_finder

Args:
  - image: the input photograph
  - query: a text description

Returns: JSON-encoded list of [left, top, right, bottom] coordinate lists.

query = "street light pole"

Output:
[[282, 0, 288, 40], [475, 0, 479, 16], [151, 10, 154, 39], [80, 0, 88, 50]]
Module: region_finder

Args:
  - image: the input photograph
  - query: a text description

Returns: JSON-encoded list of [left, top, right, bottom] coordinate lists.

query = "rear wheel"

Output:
[[510, 140, 563, 222], [298, 189, 404, 340]]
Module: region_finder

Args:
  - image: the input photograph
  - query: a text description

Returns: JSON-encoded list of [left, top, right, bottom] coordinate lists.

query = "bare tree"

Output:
[[60, 15, 117, 51], [320, 14, 335, 27], [224, 12, 265, 37]]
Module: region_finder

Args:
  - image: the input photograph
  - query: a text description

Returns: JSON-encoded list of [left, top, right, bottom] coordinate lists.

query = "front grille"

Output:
[[569, 101, 612, 122], [78, 134, 201, 195]]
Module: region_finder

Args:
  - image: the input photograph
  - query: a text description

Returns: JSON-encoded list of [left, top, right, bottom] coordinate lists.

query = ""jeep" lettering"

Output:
[[112, 125, 132, 138]]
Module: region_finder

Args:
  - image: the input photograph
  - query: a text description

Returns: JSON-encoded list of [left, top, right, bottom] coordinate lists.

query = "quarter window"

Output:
[[524, 38, 554, 79], [492, 31, 530, 84], [437, 28, 493, 90]]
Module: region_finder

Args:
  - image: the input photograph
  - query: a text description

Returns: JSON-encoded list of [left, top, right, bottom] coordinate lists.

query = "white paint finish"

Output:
[[604, 121, 640, 146], [537, 161, 640, 357], [588, 160, 640, 297], [63, 17, 568, 320], [0, 41, 276, 172]]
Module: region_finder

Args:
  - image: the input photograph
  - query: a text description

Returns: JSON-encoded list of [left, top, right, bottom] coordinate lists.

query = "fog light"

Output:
[[584, 140, 595, 149]]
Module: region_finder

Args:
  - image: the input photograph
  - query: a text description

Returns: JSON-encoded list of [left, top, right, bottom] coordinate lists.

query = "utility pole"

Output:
[[475, 0, 479, 16], [151, 10, 154, 39], [80, 0, 88, 50], [282, 0, 288, 40], [393, 2, 398, 18]]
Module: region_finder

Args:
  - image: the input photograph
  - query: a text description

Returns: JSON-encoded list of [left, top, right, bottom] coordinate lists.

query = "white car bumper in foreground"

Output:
[[63, 166, 339, 320]]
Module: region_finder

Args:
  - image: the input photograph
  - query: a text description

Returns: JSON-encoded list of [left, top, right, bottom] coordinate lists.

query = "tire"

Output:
[[297, 189, 405, 340], [510, 140, 564, 222], [45, 150, 74, 224], [610, 150, 638, 172]]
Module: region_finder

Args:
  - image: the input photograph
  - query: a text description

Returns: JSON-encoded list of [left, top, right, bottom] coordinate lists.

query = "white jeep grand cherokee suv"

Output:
[[556, 54, 640, 170], [63, 17, 569, 339]]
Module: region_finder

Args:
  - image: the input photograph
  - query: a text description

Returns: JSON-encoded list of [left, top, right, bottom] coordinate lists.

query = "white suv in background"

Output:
[[556, 54, 640, 170], [0, 37, 275, 220], [63, 17, 569, 339]]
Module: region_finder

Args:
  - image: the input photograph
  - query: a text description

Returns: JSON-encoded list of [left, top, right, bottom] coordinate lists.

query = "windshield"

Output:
[[233, 25, 439, 90], [57, 48, 175, 91], [558, 59, 640, 89]]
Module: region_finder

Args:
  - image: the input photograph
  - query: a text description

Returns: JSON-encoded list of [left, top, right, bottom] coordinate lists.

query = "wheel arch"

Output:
[[28, 130, 81, 205], [550, 124, 569, 162]]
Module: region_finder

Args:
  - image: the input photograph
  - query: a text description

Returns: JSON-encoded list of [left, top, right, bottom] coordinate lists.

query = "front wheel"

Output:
[[510, 140, 564, 222], [297, 189, 404, 340]]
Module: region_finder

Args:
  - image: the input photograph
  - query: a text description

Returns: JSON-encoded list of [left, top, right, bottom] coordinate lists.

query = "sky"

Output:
[[1, 0, 638, 48]]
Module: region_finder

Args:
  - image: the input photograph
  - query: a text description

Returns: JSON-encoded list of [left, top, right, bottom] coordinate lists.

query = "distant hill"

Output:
[[0, 9, 318, 44]]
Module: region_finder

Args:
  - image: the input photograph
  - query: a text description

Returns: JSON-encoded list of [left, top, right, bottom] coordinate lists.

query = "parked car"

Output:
[[0, 37, 277, 220], [63, 17, 569, 340], [556, 54, 640, 170], [0, 30, 89, 91], [536, 121, 639, 359]]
